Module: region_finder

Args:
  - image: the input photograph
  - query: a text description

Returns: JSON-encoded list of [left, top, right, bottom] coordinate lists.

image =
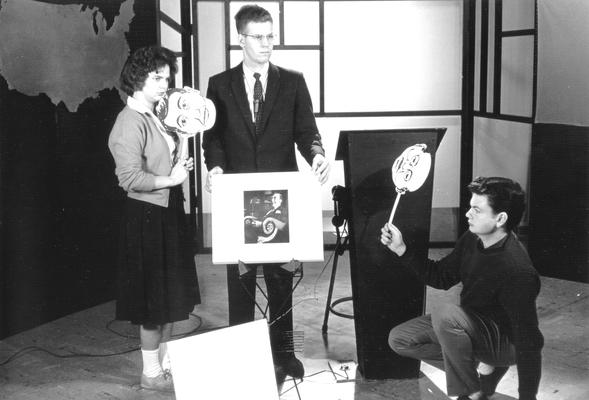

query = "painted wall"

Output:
[[196, 1, 463, 213], [0, 0, 155, 339], [536, 0, 589, 126]]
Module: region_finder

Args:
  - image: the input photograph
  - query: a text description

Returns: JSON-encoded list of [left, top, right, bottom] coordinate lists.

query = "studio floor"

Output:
[[1, 248, 587, 400]]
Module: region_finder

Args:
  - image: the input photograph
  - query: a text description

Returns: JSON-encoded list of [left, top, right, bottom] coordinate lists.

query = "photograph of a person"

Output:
[[243, 190, 289, 244]]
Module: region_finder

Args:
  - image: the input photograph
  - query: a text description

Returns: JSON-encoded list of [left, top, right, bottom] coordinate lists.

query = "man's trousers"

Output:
[[226, 263, 294, 363], [388, 303, 515, 396]]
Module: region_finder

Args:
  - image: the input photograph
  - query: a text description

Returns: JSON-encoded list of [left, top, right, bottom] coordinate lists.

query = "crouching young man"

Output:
[[380, 177, 543, 400]]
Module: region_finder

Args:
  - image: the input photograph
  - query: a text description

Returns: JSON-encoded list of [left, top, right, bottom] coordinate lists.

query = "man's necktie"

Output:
[[253, 72, 264, 135]]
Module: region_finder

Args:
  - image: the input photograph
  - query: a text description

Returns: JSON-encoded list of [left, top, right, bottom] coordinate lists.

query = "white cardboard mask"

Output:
[[388, 144, 432, 225], [156, 87, 216, 137]]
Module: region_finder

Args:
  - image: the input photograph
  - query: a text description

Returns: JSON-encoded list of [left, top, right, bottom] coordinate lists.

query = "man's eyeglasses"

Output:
[[241, 33, 275, 43]]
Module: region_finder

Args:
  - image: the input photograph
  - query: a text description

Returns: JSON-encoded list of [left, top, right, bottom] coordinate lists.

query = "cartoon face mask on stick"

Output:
[[388, 144, 432, 225], [155, 87, 216, 138]]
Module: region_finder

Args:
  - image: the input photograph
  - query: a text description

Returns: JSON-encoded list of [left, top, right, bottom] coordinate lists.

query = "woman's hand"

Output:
[[152, 159, 190, 189], [183, 157, 194, 171], [380, 223, 407, 256], [169, 159, 189, 186]]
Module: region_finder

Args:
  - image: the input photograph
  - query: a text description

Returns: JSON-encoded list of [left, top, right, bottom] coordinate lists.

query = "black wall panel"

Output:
[[529, 123, 588, 283]]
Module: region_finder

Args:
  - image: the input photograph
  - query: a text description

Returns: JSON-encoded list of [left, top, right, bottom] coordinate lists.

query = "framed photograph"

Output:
[[211, 171, 324, 264]]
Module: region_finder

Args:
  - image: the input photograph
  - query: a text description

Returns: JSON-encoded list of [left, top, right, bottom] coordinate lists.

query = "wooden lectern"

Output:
[[335, 128, 446, 379]]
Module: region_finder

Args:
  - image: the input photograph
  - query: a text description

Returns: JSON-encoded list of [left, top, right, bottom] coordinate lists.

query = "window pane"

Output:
[[198, 1, 226, 94], [503, 0, 535, 31], [160, 0, 181, 22], [284, 1, 319, 45], [175, 57, 183, 88], [271, 50, 320, 108], [230, 49, 242, 67], [230, 49, 320, 109], [501, 36, 534, 116], [324, 1, 462, 112], [474, 117, 531, 192], [160, 22, 182, 52]]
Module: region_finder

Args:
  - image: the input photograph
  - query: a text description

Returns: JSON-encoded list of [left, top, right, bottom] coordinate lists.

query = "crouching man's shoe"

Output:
[[480, 366, 509, 396], [457, 393, 488, 400], [141, 373, 174, 392]]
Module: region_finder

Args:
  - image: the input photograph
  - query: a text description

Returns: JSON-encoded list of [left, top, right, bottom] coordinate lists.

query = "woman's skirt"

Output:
[[116, 187, 200, 325]]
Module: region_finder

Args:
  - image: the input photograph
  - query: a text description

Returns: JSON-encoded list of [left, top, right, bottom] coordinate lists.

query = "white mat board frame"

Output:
[[211, 171, 324, 265]]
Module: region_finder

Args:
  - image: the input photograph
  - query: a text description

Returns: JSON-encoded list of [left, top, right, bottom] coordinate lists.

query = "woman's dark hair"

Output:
[[468, 176, 526, 232], [120, 46, 178, 96], [235, 4, 273, 34]]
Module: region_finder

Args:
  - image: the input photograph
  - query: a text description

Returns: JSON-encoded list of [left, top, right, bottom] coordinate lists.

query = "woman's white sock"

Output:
[[477, 362, 495, 375], [159, 342, 171, 372], [142, 348, 163, 378]]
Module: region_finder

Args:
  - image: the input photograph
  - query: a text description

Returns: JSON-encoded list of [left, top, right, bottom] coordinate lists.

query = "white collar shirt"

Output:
[[242, 63, 269, 123]]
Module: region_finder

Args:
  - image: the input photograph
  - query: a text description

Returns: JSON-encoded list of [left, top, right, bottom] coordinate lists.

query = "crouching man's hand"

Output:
[[380, 223, 407, 257]]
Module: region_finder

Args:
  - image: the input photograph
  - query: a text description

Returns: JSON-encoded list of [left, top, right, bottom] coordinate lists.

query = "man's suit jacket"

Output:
[[203, 62, 325, 173]]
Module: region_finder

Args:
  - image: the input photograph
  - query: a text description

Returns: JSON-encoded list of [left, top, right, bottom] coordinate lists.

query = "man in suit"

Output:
[[202, 4, 329, 383], [262, 192, 289, 243]]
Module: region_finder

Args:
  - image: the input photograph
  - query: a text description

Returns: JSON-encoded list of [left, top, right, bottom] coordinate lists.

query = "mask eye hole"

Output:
[[409, 155, 420, 166], [177, 115, 188, 128], [177, 94, 190, 110], [393, 158, 403, 173], [403, 170, 413, 182]]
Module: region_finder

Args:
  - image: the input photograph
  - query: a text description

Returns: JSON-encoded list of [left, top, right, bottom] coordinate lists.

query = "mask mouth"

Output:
[[155, 97, 168, 119]]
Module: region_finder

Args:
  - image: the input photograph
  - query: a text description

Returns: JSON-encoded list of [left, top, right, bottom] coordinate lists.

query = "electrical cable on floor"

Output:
[[268, 222, 350, 327], [1, 239, 353, 370], [0, 345, 139, 366], [278, 368, 350, 397], [0, 312, 203, 366]]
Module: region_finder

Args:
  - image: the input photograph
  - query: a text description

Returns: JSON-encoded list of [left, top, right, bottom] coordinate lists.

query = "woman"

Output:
[[108, 46, 200, 392]]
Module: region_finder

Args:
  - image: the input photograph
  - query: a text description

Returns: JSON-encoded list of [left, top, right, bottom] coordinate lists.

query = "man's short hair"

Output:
[[235, 4, 273, 33], [468, 177, 526, 232]]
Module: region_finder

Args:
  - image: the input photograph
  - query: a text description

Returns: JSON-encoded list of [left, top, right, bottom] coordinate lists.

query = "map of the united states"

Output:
[[0, 0, 134, 111]]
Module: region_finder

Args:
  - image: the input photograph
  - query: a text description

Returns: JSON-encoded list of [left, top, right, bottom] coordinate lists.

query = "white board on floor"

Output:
[[167, 319, 279, 400]]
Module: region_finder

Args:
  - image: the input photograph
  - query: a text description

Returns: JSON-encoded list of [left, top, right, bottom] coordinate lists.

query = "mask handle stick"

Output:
[[387, 189, 405, 225], [173, 135, 189, 165]]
